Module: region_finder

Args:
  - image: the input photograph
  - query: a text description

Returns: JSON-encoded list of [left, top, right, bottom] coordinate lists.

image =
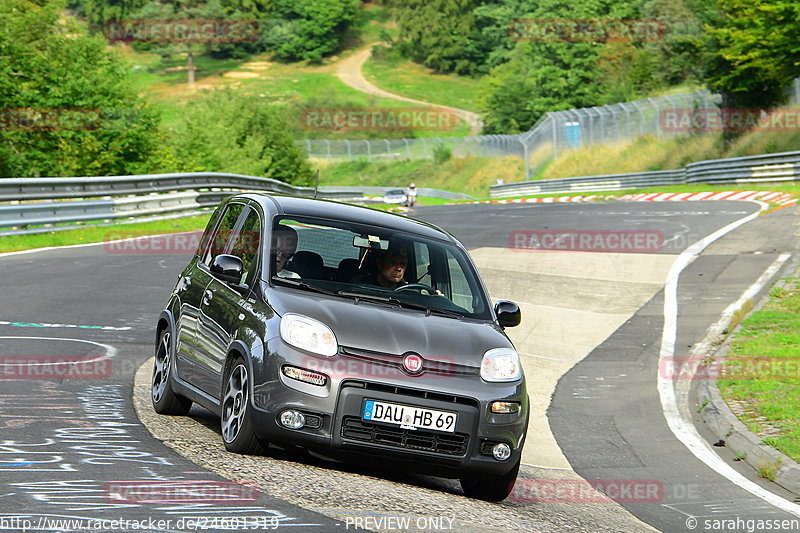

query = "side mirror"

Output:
[[495, 300, 521, 328], [210, 254, 244, 284]]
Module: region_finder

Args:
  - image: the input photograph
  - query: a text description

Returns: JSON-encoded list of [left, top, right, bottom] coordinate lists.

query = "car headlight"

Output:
[[280, 314, 338, 357], [480, 348, 522, 382]]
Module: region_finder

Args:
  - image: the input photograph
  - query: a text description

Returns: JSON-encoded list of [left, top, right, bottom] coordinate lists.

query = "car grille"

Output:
[[340, 380, 480, 409], [341, 417, 469, 456]]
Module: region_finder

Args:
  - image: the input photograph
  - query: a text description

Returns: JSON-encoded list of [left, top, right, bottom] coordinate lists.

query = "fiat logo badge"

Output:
[[402, 354, 424, 374]]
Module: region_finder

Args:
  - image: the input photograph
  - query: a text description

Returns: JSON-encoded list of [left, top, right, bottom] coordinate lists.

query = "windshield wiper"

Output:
[[395, 300, 463, 319], [335, 290, 396, 306], [334, 290, 464, 319], [270, 277, 336, 295]]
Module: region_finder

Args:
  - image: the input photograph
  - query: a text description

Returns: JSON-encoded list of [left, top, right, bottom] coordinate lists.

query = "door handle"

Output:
[[203, 289, 213, 304], [180, 276, 191, 290]]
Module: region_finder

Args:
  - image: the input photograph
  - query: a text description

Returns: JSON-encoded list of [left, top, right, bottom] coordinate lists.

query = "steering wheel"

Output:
[[395, 283, 437, 295]]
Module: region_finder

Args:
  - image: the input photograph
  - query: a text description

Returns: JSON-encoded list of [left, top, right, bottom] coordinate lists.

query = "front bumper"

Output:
[[248, 337, 528, 477]]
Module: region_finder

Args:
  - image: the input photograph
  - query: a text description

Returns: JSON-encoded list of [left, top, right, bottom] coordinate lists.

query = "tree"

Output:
[[122, 0, 255, 85], [704, 0, 800, 111], [395, 0, 479, 74], [0, 0, 161, 178], [265, 0, 359, 62], [80, 0, 148, 28], [166, 90, 314, 186]]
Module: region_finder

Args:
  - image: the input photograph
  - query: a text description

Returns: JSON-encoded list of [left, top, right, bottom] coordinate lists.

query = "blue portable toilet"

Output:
[[565, 121, 580, 148]]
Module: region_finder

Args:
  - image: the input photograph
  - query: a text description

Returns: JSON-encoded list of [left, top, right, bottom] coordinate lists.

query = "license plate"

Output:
[[362, 400, 457, 433]]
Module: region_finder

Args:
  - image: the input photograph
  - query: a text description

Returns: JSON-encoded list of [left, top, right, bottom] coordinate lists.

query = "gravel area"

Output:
[[134, 359, 656, 533]]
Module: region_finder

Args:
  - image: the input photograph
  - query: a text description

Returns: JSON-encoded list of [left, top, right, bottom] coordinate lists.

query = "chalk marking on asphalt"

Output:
[[658, 201, 800, 517], [0, 321, 131, 331], [521, 462, 573, 471], [517, 352, 571, 362], [0, 336, 117, 363]]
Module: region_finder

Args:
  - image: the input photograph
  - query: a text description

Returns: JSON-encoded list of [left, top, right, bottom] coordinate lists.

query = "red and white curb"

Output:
[[454, 190, 797, 207]]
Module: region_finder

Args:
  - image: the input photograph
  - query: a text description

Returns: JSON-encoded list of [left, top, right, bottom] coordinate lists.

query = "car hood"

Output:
[[267, 288, 511, 367]]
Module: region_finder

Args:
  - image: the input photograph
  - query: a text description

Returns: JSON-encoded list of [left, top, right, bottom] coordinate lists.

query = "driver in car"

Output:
[[354, 247, 409, 289]]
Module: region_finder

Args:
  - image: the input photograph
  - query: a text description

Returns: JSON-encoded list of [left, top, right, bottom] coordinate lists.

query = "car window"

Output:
[[413, 242, 431, 284], [201, 202, 245, 267], [270, 216, 491, 320], [231, 208, 261, 285], [445, 249, 478, 313]]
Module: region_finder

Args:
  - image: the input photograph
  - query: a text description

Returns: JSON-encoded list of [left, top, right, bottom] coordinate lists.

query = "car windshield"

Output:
[[268, 216, 491, 320], [386, 189, 405, 195]]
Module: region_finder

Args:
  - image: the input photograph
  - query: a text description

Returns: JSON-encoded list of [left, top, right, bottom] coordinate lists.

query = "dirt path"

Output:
[[336, 46, 483, 135]]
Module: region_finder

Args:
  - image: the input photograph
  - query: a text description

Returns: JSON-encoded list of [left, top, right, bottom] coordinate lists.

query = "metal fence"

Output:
[[297, 91, 722, 181], [490, 149, 800, 198]]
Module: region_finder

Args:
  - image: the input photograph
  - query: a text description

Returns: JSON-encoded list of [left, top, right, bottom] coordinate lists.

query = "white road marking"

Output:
[[657, 201, 800, 517], [0, 336, 117, 361]]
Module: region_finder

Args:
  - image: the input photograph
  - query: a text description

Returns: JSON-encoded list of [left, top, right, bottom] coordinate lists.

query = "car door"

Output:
[[195, 205, 262, 398], [172, 205, 226, 380], [176, 202, 246, 393]]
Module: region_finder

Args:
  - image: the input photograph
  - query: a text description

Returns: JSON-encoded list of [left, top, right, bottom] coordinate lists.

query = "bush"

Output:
[[164, 90, 314, 186], [433, 142, 452, 164], [0, 0, 161, 178]]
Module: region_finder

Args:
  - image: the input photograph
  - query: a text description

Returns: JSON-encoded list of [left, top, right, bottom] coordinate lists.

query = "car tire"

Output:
[[221, 356, 266, 455], [459, 459, 520, 502], [151, 329, 192, 415]]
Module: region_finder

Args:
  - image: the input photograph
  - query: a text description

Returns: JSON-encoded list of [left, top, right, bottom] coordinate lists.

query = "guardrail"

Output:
[[490, 150, 800, 198], [0, 172, 361, 235], [0, 173, 475, 236]]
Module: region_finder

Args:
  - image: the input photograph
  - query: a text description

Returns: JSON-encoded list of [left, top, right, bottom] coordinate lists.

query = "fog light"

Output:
[[491, 401, 520, 414], [492, 442, 512, 461], [280, 410, 306, 430]]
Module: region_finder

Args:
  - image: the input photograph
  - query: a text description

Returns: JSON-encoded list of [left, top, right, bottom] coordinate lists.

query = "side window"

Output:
[[445, 249, 476, 313], [413, 242, 431, 284], [231, 209, 261, 285], [201, 203, 244, 267], [196, 206, 224, 258]]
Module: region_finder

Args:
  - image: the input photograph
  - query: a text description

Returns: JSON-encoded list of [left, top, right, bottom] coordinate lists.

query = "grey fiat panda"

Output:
[[152, 193, 528, 501]]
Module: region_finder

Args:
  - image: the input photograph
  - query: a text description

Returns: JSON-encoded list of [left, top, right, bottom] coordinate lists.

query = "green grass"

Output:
[[718, 276, 800, 464], [318, 156, 524, 198], [121, 47, 471, 138], [362, 48, 482, 112], [0, 215, 212, 254]]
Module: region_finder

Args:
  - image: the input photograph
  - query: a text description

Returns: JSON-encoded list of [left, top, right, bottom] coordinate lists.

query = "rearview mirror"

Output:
[[210, 254, 244, 284], [495, 300, 521, 328]]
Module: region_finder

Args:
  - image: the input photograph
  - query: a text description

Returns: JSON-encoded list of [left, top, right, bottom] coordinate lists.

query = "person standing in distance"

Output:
[[406, 183, 417, 207]]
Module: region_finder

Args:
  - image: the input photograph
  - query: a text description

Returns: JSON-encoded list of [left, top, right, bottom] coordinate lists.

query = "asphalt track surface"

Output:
[[0, 200, 798, 533]]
